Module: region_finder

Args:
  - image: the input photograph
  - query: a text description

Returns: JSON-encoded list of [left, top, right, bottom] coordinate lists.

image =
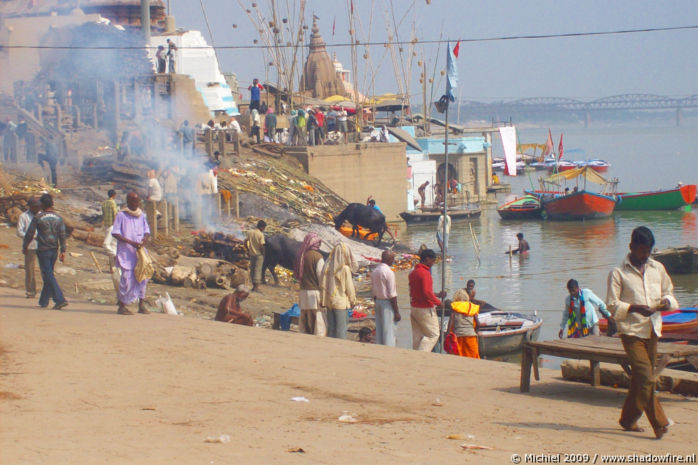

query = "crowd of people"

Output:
[[12, 181, 677, 439]]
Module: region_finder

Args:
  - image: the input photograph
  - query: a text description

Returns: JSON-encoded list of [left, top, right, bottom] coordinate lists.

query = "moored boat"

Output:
[[497, 195, 542, 220], [599, 308, 698, 334], [533, 166, 619, 220], [540, 190, 617, 220], [652, 246, 698, 274], [615, 184, 697, 211], [476, 311, 543, 358], [400, 207, 481, 224]]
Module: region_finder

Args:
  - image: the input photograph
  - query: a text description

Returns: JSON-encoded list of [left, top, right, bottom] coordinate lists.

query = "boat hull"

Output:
[[616, 185, 697, 210], [541, 191, 617, 220], [497, 195, 542, 220], [652, 247, 698, 274], [476, 312, 543, 358], [400, 208, 481, 224], [600, 309, 698, 333], [477, 311, 543, 358]]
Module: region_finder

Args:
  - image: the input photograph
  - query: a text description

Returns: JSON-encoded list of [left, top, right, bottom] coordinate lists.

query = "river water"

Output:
[[394, 124, 698, 364]]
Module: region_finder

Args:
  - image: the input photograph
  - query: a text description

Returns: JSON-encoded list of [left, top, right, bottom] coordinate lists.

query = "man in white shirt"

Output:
[[607, 226, 677, 439], [371, 250, 401, 346], [146, 170, 162, 234], [17, 197, 41, 297], [437, 213, 451, 254]]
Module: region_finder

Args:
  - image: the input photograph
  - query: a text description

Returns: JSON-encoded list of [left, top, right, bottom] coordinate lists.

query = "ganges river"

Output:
[[393, 123, 698, 365]]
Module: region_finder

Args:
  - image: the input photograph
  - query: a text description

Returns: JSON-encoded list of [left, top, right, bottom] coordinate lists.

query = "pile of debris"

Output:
[[218, 158, 346, 224]]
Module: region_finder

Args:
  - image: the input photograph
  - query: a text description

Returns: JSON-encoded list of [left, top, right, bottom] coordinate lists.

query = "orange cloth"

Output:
[[455, 336, 480, 359]]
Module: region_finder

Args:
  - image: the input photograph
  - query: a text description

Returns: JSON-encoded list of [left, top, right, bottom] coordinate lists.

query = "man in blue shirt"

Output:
[[559, 279, 613, 338], [248, 78, 263, 112]]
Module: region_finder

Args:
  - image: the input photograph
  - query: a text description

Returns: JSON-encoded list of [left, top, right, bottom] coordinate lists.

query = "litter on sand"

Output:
[[460, 444, 493, 450], [338, 412, 357, 423], [204, 434, 231, 444], [291, 396, 309, 402], [446, 434, 475, 440]]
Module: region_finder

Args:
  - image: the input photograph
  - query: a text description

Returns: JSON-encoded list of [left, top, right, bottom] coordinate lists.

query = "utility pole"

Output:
[[141, 0, 150, 43]]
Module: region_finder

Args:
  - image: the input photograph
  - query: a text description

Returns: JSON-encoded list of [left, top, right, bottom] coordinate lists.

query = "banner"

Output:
[[446, 42, 458, 102], [499, 126, 518, 177]]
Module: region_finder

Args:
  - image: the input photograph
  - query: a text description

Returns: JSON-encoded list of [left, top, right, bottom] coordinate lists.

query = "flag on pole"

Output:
[[350, 0, 354, 14], [446, 41, 458, 102], [453, 41, 460, 58], [332, 16, 336, 36], [558, 133, 564, 160], [542, 129, 553, 157], [500, 126, 518, 177]]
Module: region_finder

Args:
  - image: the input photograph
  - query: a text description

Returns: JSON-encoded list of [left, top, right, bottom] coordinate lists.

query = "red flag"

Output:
[[350, 0, 354, 14], [452, 41, 460, 58], [332, 16, 336, 36], [542, 129, 553, 157], [558, 133, 564, 160]]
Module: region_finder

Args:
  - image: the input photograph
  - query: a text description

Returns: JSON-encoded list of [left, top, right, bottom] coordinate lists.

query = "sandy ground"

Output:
[[1, 287, 697, 465]]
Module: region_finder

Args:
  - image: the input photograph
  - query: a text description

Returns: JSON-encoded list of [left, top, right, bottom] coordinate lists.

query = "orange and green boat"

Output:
[[615, 184, 696, 211]]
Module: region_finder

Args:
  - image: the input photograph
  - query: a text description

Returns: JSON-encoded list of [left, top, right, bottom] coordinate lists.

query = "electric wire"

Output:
[[2, 24, 696, 50]]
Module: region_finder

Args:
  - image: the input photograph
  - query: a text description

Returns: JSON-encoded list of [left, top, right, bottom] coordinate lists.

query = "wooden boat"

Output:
[[497, 195, 542, 220], [443, 310, 543, 358], [533, 166, 619, 220], [400, 207, 481, 224], [652, 246, 698, 274], [476, 311, 543, 357], [540, 190, 617, 220], [615, 184, 697, 211], [599, 308, 698, 334]]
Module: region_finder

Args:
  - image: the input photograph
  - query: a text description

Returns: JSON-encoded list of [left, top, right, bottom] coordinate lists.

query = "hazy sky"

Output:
[[170, 0, 698, 102]]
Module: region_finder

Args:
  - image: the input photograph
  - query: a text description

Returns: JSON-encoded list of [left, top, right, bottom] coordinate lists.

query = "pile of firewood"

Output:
[[0, 192, 97, 243], [192, 232, 248, 268], [150, 254, 249, 291]]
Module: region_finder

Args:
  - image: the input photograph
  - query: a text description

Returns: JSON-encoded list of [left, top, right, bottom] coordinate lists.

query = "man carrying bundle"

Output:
[[111, 192, 151, 315]]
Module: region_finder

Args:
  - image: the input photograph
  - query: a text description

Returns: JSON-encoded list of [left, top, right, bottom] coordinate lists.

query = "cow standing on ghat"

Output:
[[262, 234, 329, 285], [333, 203, 388, 246]]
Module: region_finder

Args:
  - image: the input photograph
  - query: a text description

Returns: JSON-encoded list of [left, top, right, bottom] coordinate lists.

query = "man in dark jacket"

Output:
[[408, 248, 446, 351], [23, 193, 67, 309]]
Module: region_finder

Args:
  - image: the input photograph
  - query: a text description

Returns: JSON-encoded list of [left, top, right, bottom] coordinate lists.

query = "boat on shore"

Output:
[[400, 206, 481, 224], [476, 311, 543, 358], [615, 184, 697, 211], [443, 310, 543, 358], [497, 195, 542, 220], [599, 308, 698, 334], [652, 246, 698, 274]]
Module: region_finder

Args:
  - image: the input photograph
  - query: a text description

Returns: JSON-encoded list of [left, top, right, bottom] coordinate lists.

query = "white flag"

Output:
[[499, 126, 518, 177]]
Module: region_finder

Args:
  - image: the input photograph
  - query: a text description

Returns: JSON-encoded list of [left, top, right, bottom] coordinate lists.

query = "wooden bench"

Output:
[[520, 335, 698, 392]]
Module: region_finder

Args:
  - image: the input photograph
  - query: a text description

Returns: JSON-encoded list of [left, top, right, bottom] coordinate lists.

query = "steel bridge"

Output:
[[458, 94, 698, 126]]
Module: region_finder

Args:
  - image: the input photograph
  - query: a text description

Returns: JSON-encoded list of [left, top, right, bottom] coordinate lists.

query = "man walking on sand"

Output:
[[408, 248, 446, 351], [23, 193, 67, 310], [607, 226, 677, 439], [17, 197, 41, 298], [371, 250, 401, 346], [244, 220, 266, 293], [111, 192, 151, 315]]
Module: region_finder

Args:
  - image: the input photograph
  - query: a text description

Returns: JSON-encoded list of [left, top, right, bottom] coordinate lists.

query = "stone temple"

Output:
[[301, 17, 346, 99]]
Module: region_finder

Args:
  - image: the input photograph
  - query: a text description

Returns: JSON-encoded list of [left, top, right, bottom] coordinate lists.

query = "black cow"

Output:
[[262, 234, 330, 284], [333, 203, 387, 246], [261, 234, 303, 285]]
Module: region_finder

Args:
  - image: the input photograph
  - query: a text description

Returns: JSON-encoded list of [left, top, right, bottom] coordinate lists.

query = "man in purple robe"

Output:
[[112, 192, 151, 315]]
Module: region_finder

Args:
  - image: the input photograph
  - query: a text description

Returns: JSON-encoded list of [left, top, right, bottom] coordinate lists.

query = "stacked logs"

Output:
[[151, 256, 249, 291], [192, 232, 248, 269], [0, 193, 98, 244]]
